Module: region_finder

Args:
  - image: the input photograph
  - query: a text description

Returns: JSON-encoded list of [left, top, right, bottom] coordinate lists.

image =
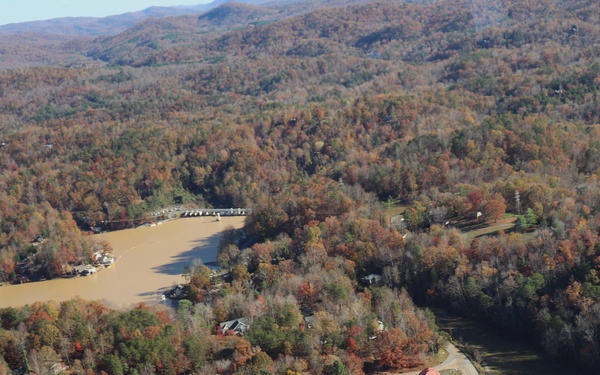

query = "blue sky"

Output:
[[1, 0, 213, 26]]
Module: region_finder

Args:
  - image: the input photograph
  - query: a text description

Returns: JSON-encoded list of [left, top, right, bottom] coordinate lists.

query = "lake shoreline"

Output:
[[0, 216, 246, 309]]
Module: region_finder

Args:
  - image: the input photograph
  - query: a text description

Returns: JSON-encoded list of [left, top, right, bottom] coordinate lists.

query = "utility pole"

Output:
[[515, 190, 522, 214]]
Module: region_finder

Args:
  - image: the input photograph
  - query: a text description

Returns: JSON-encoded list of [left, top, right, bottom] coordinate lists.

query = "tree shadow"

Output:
[[150, 231, 223, 276], [137, 286, 171, 297], [136, 286, 175, 305]]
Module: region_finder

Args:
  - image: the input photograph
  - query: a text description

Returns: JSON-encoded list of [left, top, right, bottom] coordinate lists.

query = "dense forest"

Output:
[[1, 0, 600, 373]]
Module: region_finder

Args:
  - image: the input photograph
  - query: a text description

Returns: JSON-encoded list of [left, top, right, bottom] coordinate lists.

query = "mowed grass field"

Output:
[[384, 205, 409, 216], [463, 218, 517, 240], [383, 205, 524, 242]]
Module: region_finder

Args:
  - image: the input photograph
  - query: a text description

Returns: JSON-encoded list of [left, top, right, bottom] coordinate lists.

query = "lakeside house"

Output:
[[170, 284, 186, 298], [73, 264, 97, 276], [98, 253, 115, 266], [92, 251, 116, 267]]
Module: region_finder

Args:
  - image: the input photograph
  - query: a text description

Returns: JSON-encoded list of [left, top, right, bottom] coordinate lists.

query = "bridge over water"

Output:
[[180, 208, 253, 217], [96, 207, 253, 230]]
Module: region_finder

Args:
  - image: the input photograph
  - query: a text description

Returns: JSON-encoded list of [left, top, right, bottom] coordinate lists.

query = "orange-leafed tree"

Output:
[[377, 327, 428, 370], [484, 194, 506, 223]]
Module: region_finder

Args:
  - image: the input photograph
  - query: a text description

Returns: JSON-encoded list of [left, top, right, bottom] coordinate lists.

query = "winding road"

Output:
[[397, 343, 479, 375]]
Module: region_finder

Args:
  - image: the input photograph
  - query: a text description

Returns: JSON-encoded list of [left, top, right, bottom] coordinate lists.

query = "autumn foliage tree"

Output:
[[483, 194, 506, 223], [377, 328, 427, 370]]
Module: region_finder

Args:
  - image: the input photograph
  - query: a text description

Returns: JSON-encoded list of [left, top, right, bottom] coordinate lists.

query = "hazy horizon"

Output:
[[1, 0, 213, 27]]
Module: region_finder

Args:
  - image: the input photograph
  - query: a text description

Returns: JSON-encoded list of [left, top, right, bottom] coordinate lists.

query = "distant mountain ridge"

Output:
[[198, 2, 278, 28], [82, 0, 375, 66], [0, 1, 231, 36], [0, 0, 373, 69], [0, 0, 371, 37]]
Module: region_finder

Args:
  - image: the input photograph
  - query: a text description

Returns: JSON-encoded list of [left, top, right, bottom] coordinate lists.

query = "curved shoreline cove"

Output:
[[0, 217, 245, 309]]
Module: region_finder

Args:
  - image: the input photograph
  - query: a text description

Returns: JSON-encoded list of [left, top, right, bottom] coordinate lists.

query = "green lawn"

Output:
[[464, 222, 516, 240], [440, 370, 462, 375], [430, 346, 450, 367], [383, 204, 409, 217]]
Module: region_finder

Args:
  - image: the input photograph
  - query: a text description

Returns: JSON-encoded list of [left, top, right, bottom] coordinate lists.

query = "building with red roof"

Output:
[[418, 368, 441, 375]]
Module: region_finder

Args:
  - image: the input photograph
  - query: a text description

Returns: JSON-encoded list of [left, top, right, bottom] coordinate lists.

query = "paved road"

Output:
[[438, 343, 479, 375], [397, 343, 479, 375]]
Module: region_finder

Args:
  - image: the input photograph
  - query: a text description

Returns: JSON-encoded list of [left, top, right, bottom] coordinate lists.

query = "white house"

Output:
[[99, 254, 115, 266]]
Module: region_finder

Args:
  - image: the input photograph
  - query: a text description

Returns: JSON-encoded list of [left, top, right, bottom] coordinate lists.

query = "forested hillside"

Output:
[[1, 0, 600, 373]]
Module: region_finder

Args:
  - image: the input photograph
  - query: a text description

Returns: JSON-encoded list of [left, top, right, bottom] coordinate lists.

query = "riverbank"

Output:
[[435, 311, 581, 375], [0, 216, 245, 309]]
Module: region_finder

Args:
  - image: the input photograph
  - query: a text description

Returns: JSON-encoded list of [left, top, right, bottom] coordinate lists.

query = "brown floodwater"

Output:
[[0, 217, 245, 309]]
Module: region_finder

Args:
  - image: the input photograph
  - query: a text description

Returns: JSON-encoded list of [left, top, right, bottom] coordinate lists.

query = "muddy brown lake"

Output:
[[0, 217, 245, 309]]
